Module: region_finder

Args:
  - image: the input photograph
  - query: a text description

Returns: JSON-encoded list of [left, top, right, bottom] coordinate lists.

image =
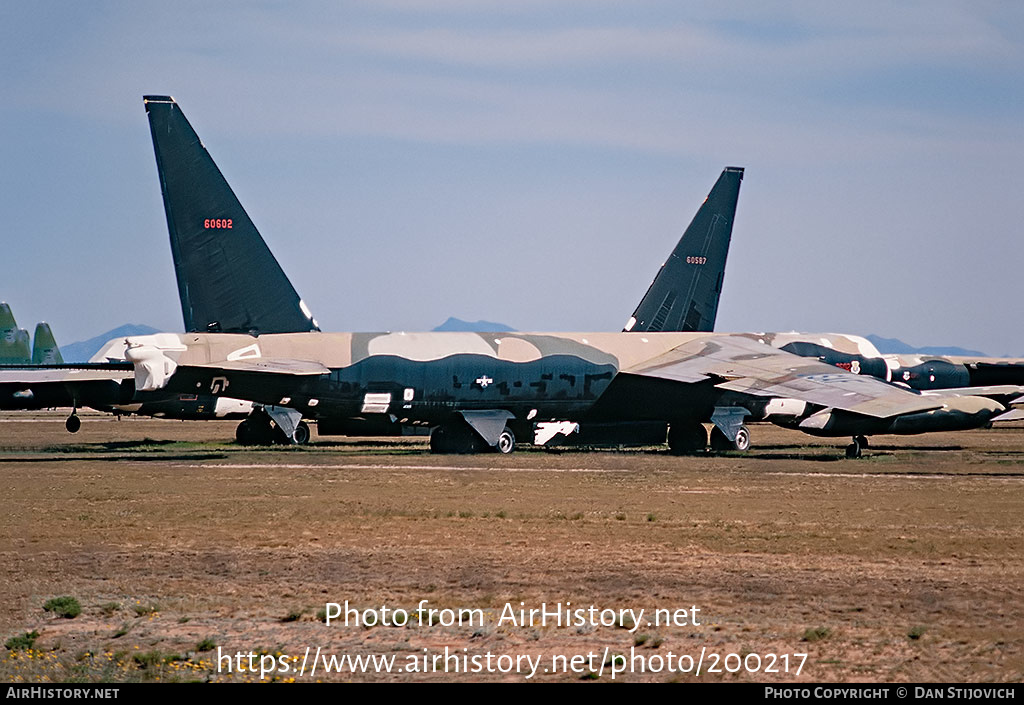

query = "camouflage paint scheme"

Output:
[[5, 96, 1016, 453], [125, 96, 1007, 451], [0, 320, 252, 426], [123, 328, 1005, 447], [619, 166, 1024, 426]]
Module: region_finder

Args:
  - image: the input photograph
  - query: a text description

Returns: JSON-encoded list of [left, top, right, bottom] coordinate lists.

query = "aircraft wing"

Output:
[[0, 363, 133, 384], [994, 408, 1024, 422], [623, 335, 945, 418], [187, 358, 331, 375], [0, 363, 130, 411], [917, 384, 1024, 400]]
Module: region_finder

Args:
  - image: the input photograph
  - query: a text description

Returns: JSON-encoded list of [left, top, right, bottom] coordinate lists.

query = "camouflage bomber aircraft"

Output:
[[0, 316, 253, 433], [117, 96, 1007, 456], [620, 168, 1024, 455]]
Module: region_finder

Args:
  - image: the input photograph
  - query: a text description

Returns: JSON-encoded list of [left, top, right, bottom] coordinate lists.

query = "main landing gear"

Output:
[[235, 408, 310, 446], [429, 419, 516, 454], [710, 425, 751, 452], [845, 435, 869, 459], [667, 423, 707, 455], [667, 422, 751, 455]]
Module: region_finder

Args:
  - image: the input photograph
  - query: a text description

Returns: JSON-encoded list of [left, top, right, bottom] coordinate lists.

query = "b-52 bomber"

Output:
[[619, 167, 1024, 455], [117, 95, 1007, 456], [0, 306, 255, 434]]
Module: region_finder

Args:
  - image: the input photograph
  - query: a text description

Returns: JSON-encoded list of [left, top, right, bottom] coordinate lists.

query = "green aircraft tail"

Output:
[[143, 95, 319, 335], [0, 303, 32, 364], [31, 322, 64, 365], [625, 167, 743, 333]]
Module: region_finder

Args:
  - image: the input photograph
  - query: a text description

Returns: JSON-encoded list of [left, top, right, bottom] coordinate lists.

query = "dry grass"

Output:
[[1, 411, 1022, 682]]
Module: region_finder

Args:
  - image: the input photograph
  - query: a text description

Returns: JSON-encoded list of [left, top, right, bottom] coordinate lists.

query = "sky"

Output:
[[2, 1, 1022, 355]]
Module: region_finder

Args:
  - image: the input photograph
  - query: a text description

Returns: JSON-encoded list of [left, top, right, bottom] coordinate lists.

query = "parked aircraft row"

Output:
[[0, 305, 60, 365], [2, 95, 1022, 457], [0, 303, 253, 434]]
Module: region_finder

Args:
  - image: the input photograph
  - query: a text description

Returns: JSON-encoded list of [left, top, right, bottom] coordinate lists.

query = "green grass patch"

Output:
[[43, 596, 81, 619], [5, 631, 39, 651]]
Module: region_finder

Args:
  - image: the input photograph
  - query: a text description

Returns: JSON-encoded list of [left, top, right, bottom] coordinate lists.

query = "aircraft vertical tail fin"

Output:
[[32, 323, 64, 365], [624, 167, 743, 333], [143, 95, 319, 335], [0, 303, 32, 364]]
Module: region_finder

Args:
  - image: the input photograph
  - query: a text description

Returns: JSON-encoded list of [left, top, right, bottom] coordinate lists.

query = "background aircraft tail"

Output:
[[0, 303, 32, 364], [624, 167, 743, 333], [143, 96, 319, 335], [31, 322, 64, 365]]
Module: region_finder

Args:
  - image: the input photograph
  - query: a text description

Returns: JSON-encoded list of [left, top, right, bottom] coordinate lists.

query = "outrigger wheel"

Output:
[[846, 436, 865, 459], [65, 413, 81, 434]]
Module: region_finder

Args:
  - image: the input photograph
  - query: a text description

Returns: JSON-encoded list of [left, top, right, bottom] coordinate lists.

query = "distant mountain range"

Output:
[[61, 324, 161, 362], [57, 320, 996, 361], [431, 317, 516, 332]]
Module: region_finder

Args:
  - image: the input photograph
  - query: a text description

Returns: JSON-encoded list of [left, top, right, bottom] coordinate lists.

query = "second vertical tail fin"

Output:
[[625, 167, 743, 333]]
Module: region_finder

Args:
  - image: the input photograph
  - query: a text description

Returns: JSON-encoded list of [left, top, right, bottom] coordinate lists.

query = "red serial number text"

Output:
[[204, 219, 233, 229]]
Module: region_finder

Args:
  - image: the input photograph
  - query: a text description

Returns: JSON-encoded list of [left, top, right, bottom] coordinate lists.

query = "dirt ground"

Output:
[[1, 410, 1021, 683]]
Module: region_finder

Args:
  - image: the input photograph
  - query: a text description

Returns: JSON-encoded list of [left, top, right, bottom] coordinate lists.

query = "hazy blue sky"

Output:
[[2, 1, 1022, 354]]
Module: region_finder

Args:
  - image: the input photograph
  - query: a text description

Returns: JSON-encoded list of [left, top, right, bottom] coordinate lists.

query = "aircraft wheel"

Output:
[[667, 423, 707, 455], [855, 435, 869, 449], [235, 419, 255, 445], [429, 425, 450, 453], [430, 421, 483, 454], [292, 421, 311, 445], [65, 414, 81, 434], [236, 415, 276, 445], [845, 438, 863, 459], [732, 425, 751, 452], [709, 425, 750, 452], [271, 423, 293, 445], [494, 427, 516, 454]]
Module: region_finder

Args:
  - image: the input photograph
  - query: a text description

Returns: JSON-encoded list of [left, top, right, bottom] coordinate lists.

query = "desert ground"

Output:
[[1, 410, 1021, 683]]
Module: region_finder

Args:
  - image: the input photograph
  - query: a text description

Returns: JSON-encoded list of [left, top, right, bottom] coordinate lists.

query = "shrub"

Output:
[[802, 626, 831, 642], [5, 631, 39, 651], [43, 596, 81, 619]]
